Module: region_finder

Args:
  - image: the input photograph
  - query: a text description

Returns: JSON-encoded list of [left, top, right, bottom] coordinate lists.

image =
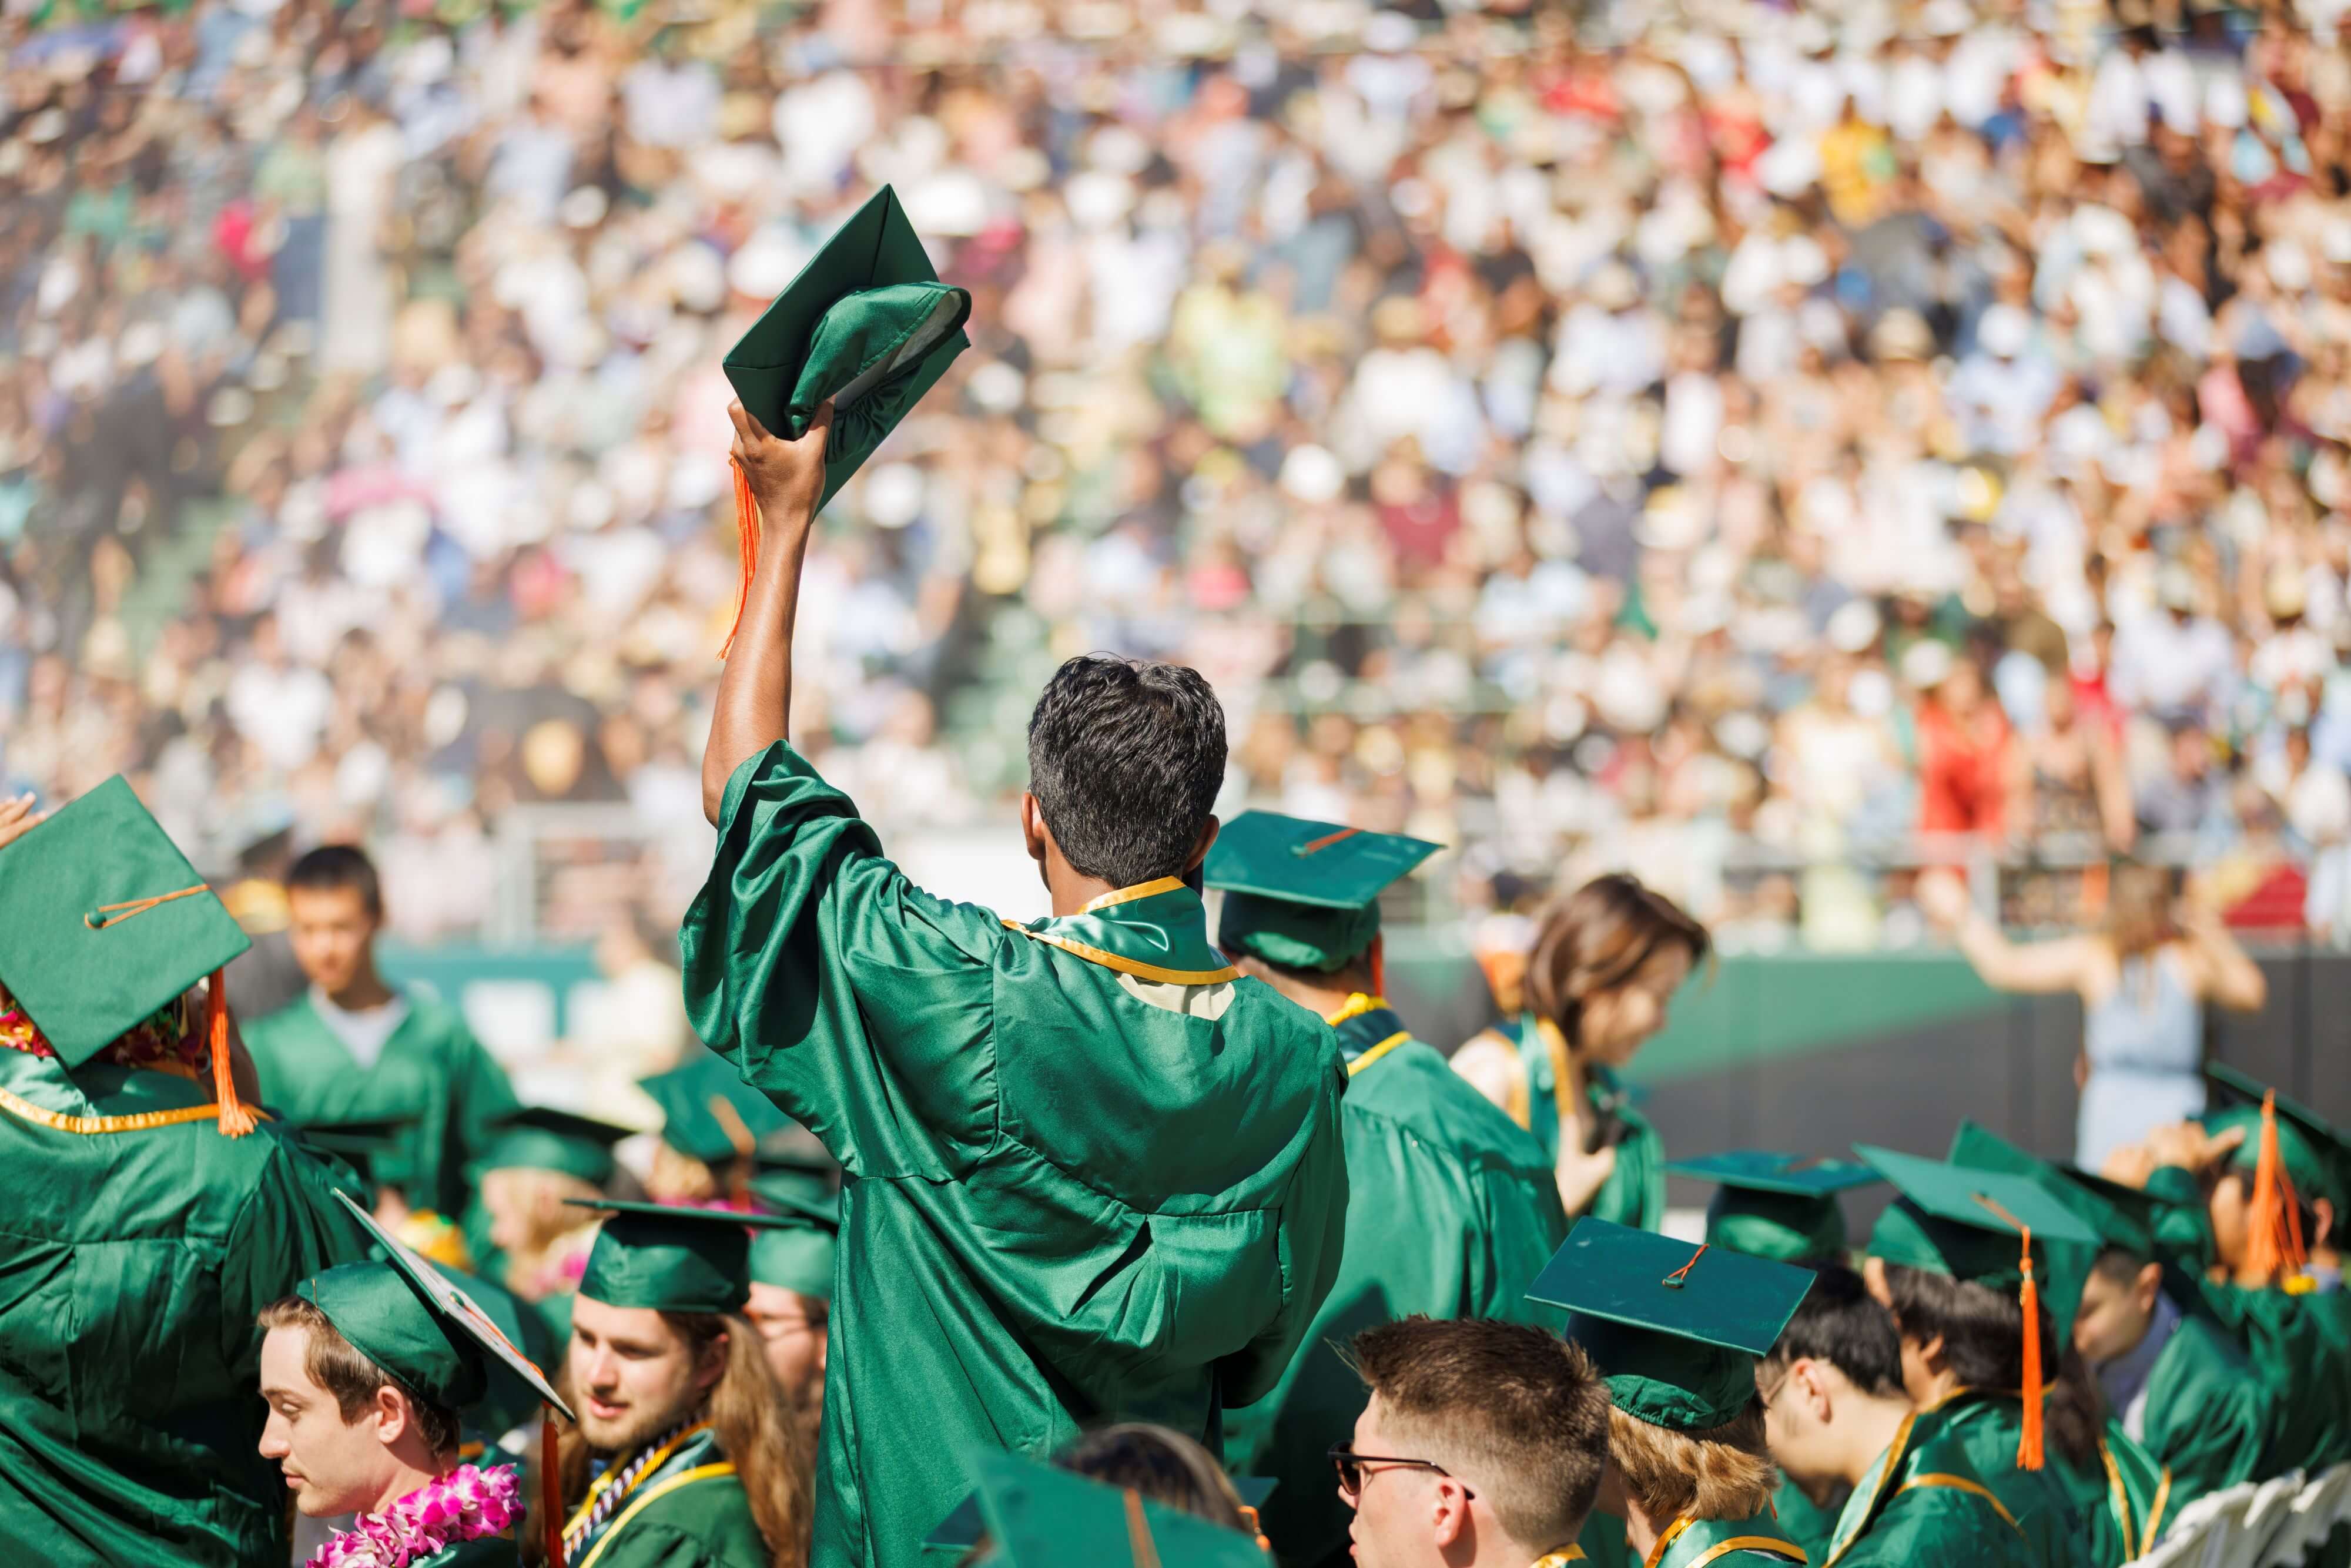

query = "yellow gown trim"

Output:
[[573, 1462, 739, 1568], [1348, 1032, 1412, 1077], [1002, 923, 1241, 986], [0, 1082, 272, 1135]]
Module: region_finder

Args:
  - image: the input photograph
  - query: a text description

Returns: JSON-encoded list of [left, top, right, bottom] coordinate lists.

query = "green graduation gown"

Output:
[[1646, 1510, 1807, 1566], [1768, 1481, 1845, 1564], [2122, 1306, 2270, 1525], [1510, 1014, 1662, 1228], [244, 989, 520, 1222], [2048, 1421, 2168, 1567], [564, 1426, 767, 1568], [1911, 1391, 2089, 1568], [416, 1540, 520, 1565], [1818, 1412, 2034, 1567], [0, 1047, 364, 1566], [680, 743, 1351, 1568], [1227, 1003, 1568, 1567]]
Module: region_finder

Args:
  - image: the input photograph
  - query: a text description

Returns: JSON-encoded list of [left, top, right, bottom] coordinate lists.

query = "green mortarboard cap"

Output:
[[1528, 1217, 1813, 1431], [1204, 810, 1441, 973], [568, 1199, 809, 1315], [925, 1475, 1274, 1556], [2202, 1063, 2351, 1213], [1858, 1144, 2099, 1338], [639, 1054, 792, 1165], [478, 1105, 633, 1188], [1666, 1151, 1882, 1266], [1947, 1121, 2158, 1261], [290, 1115, 416, 1196], [748, 1178, 842, 1297], [959, 1450, 1275, 1568], [0, 776, 250, 1067], [722, 186, 972, 512], [309, 1192, 573, 1423]]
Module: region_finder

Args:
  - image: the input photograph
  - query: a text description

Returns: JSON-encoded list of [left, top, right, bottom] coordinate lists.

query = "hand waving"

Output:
[[728, 398, 834, 526]]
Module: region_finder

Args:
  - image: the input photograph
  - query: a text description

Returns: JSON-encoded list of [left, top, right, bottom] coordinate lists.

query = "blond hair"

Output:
[[1603, 1403, 1774, 1529]]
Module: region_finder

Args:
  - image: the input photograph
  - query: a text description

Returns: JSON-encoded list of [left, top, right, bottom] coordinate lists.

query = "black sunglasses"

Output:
[[1328, 1445, 1475, 1500]]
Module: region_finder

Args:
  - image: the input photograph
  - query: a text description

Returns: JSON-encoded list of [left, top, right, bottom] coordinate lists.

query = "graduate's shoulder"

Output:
[[1340, 1038, 1553, 1172], [595, 1460, 764, 1566]]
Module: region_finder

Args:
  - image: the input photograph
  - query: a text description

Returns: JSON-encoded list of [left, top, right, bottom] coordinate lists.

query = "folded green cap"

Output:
[[569, 1199, 811, 1316], [722, 185, 972, 512], [1858, 1144, 2098, 1329], [1529, 1216, 1813, 1431], [478, 1105, 634, 1188], [925, 1474, 1275, 1556], [1205, 810, 1441, 973], [0, 776, 250, 1067], [1666, 1151, 1883, 1266], [306, 1191, 574, 1424], [959, 1450, 1275, 1568], [2201, 1063, 2350, 1213], [639, 1052, 792, 1164]]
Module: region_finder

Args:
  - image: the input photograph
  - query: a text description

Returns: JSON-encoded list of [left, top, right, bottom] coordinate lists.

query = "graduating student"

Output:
[[1948, 1120, 2271, 1539], [1663, 1151, 1885, 1559], [1758, 1265, 2032, 1567], [0, 780, 361, 1567], [1451, 875, 1709, 1227], [1531, 1218, 1812, 1567], [638, 1050, 838, 1215], [686, 193, 1348, 1568], [1854, 1147, 2100, 1568], [959, 1449, 1275, 1568], [1207, 810, 1568, 1568], [467, 1105, 635, 1339], [540, 1201, 813, 1568], [259, 1205, 575, 1568], [744, 1194, 839, 1449], [244, 845, 520, 1225]]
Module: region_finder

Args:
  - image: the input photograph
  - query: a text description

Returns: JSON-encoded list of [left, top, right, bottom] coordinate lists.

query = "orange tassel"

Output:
[[2246, 1090, 2310, 1282], [542, 1408, 565, 1566], [207, 970, 254, 1137], [2017, 1221, 2044, 1471], [721, 459, 761, 659]]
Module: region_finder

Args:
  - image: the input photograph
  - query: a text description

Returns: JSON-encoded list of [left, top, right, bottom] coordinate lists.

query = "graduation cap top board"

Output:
[[922, 1474, 1276, 1557], [1528, 1217, 1814, 1431], [2202, 1063, 2350, 1280], [718, 186, 972, 651], [0, 777, 256, 1130], [748, 1188, 842, 1301], [1204, 810, 1442, 974], [477, 1104, 635, 1188], [1663, 1151, 1883, 1266], [567, 1199, 815, 1316], [953, 1450, 1277, 1568]]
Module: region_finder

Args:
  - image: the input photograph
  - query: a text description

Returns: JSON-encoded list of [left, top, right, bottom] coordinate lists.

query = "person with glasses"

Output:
[[1528, 1219, 1812, 1567], [1207, 813, 1570, 1568], [1335, 1316, 1610, 1568], [744, 1192, 839, 1450]]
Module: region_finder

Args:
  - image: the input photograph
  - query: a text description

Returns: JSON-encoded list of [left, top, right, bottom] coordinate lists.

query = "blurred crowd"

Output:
[[5, 0, 2351, 948]]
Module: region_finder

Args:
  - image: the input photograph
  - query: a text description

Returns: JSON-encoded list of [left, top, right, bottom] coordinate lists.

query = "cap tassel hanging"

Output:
[[722, 458, 760, 659], [206, 970, 254, 1137], [541, 1408, 565, 1567], [1972, 1194, 2042, 1470], [2246, 1090, 2310, 1282]]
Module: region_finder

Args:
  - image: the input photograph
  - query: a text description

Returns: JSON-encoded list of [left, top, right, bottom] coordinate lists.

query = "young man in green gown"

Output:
[[1207, 810, 1569, 1567], [1854, 1147, 2101, 1568], [550, 1201, 813, 1568], [244, 845, 520, 1227], [0, 779, 364, 1567], [688, 397, 1348, 1568], [1530, 1218, 1813, 1567], [1758, 1264, 2032, 1567]]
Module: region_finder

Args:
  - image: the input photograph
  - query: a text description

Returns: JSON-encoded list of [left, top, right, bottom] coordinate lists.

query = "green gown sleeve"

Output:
[[1216, 1120, 1351, 1413], [2140, 1318, 2274, 1509], [681, 741, 1005, 1173]]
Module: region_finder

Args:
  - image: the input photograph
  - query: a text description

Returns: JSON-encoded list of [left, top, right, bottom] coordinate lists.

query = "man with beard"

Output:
[[540, 1202, 812, 1568]]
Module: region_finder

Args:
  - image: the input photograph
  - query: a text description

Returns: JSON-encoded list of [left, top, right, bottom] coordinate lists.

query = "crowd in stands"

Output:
[[2, 0, 2350, 946]]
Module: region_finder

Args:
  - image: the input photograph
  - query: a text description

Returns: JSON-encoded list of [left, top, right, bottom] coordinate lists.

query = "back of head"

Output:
[[2104, 863, 2176, 961], [1052, 1423, 1246, 1530], [286, 843, 383, 917], [257, 1294, 461, 1458], [1879, 1264, 2101, 1467], [1760, 1264, 1903, 1396], [1027, 655, 1226, 890], [1526, 874, 1708, 1045], [1349, 1316, 1610, 1553]]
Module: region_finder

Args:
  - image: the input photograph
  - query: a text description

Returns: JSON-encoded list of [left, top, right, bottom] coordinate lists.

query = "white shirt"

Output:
[[310, 986, 411, 1072]]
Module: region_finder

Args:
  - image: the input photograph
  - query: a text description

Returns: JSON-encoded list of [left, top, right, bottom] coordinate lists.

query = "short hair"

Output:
[[1604, 1402, 1773, 1529], [257, 1295, 460, 1458], [1760, 1265, 1903, 1395], [1053, 1423, 1247, 1530], [1026, 655, 1227, 890], [286, 844, 383, 917], [1879, 1264, 2101, 1467], [1349, 1316, 1609, 1550]]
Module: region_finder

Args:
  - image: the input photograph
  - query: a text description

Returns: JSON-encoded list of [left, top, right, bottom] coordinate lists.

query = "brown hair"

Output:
[[1526, 875, 1710, 1049], [1052, 1423, 1247, 1529], [527, 1313, 811, 1568], [257, 1295, 461, 1459], [1603, 1403, 1774, 1527], [2104, 862, 2178, 962], [1349, 1317, 1610, 1551]]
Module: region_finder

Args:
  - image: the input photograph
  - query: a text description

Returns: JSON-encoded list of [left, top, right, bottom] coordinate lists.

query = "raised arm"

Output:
[[2176, 902, 2268, 1012], [1917, 869, 2100, 994], [702, 400, 835, 824]]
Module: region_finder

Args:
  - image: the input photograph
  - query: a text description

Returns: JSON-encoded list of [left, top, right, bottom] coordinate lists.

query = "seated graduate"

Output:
[[744, 1192, 840, 1451], [1757, 1265, 2032, 1567]]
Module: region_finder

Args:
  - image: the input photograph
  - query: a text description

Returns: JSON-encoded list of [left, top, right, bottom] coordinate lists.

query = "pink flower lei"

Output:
[[307, 1463, 521, 1568]]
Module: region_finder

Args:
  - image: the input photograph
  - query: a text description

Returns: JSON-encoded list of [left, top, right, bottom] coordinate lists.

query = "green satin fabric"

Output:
[[1704, 1188, 1847, 1266], [1826, 1418, 2036, 1568], [1512, 1016, 1663, 1228], [1651, 1510, 1806, 1566], [0, 1047, 364, 1567], [1915, 1393, 2090, 1568], [679, 742, 1349, 1568], [1771, 1479, 1844, 1564], [1225, 1007, 1565, 1566], [1008, 883, 1234, 977], [568, 1426, 766, 1568], [2133, 1311, 2272, 1522]]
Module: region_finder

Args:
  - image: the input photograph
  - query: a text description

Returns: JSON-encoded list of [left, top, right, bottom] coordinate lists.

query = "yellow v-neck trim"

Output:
[[1689, 1539, 1806, 1566], [1821, 1412, 1915, 1567], [1348, 1032, 1412, 1077], [1079, 876, 1188, 913], [1003, 923, 1241, 986], [1322, 993, 1391, 1027], [574, 1462, 737, 1568]]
